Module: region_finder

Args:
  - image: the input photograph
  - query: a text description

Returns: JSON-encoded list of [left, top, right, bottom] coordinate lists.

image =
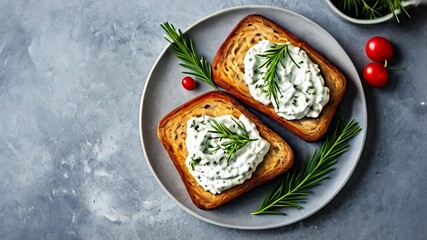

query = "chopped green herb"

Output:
[[190, 156, 202, 170]]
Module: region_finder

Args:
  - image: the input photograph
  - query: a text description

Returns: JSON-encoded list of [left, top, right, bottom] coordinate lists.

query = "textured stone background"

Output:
[[0, 0, 426, 239]]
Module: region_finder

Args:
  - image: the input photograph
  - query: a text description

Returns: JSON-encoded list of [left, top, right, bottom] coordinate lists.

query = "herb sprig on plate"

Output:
[[161, 22, 218, 89], [209, 118, 257, 164], [252, 118, 361, 215], [256, 44, 300, 107]]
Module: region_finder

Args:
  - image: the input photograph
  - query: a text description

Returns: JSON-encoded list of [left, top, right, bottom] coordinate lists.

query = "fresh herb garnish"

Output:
[[252, 118, 361, 215], [190, 156, 202, 170], [160, 22, 218, 90], [335, 0, 410, 22], [209, 118, 257, 164], [256, 44, 300, 106]]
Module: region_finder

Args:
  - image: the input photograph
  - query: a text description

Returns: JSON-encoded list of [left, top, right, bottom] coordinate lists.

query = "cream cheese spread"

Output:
[[185, 114, 270, 194], [243, 40, 330, 120]]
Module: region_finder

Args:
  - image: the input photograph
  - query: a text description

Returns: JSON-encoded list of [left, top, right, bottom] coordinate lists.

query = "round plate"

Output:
[[139, 5, 367, 229]]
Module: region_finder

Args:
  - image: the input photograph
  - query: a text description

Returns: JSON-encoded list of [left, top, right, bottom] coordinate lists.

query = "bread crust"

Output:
[[157, 91, 294, 210], [212, 15, 346, 141]]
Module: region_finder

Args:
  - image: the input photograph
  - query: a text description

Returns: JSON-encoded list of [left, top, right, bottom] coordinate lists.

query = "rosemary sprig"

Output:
[[361, 0, 382, 20], [252, 118, 361, 215], [160, 22, 218, 90], [256, 44, 300, 106], [209, 118, 257, 164], [387, 0, 411, 22], [341, 0, 360, 16], [336, 0, 410, 22]]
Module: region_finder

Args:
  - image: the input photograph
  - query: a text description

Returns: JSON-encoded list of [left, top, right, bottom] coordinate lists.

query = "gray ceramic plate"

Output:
[[139, 5, 367, 230]]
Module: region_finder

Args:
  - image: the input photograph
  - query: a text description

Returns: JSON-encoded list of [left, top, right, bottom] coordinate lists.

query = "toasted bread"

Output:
[[212, 15, 346, 141], [157, 91, 294, 210]]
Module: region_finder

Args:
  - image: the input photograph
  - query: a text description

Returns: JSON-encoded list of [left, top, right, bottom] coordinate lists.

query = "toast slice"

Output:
[[212, 15, 346, 142], [157, 91, 294, 210]]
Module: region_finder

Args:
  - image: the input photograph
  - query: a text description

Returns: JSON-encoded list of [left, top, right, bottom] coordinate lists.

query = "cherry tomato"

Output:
[[365, 36, 393, 63], [363, 63, 389, 87], [181, 76, 196, 90]]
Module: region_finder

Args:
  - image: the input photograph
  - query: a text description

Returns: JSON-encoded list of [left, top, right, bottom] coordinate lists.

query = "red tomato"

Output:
[[363, 63, 389, 87], [365, 36, 393, 63], [181, 76, 196, 90]]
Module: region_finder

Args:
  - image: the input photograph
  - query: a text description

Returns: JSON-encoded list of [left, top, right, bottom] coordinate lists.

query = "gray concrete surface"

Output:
[[0, 0, 426, 239]]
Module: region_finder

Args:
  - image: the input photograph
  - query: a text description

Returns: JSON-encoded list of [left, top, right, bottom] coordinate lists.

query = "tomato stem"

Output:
[[383, 60, 405, 71]]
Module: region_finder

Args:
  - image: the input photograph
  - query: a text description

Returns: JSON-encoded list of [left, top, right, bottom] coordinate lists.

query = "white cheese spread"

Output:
[[243, 40, 330, 120], [185, 114, 270, 194]]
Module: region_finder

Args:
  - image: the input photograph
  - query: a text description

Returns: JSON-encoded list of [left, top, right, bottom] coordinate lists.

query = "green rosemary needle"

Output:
[[189, 156, 202, 170], [252, 118, 361, 215]]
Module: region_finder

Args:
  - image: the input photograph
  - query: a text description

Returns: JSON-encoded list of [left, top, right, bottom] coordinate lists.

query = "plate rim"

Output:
[[139, 5, 368, 230]]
